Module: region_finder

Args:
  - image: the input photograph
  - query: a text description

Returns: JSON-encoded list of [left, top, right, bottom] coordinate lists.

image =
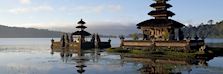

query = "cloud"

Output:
[[76, 5, 104, 13], [8, 17, 139, 35], [9, 4, 121, 15], [107, 5, 122, 12], [60, 5, 122, 14], [19, 0, 31, 4], [5, 20, 139, 35], [45, 21, 138, 35], [9, 5, 54, 14]]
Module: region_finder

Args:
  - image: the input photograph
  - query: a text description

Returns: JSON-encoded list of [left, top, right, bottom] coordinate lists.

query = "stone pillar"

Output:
[[119, 35, 125, 47], [51, 39, 54, 48], [179, 29, 184, 40], [95, 34, 99, 48], [77, 35, 83, 56], [70, 35, 73, 42], [174, 28, 179, 41], [169, 29, 175, 40]]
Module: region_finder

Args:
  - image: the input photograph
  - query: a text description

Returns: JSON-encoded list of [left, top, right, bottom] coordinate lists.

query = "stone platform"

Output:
[[121, 40, 205, 50]]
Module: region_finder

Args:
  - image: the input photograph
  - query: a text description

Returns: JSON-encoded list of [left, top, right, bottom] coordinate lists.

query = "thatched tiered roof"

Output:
[[137, 0, 184, 28], [76, 19, 87, 29], [137, 19, 184, 28], [72, 19, 91, 36]]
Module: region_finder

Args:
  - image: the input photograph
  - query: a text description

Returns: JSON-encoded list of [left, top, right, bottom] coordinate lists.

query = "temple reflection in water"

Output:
[[51, 47, 87, 74], [51, 47, 212, 74]]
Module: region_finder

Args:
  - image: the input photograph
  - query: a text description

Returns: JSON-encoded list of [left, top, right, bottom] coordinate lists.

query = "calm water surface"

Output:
[[0, 38, 222, 74]]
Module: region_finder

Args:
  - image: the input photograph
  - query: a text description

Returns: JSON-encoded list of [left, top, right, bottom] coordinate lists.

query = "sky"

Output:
[[0, 0, 223, 34]]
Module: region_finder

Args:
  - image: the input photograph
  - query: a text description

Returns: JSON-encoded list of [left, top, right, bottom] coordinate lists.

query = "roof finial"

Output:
[[78, 19, 86, 25]]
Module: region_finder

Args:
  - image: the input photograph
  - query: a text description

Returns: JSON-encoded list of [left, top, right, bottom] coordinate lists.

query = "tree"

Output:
[[182, 20, 223, 38], [197, 25, 213, 39], [130, 33, 139, 40], [119, 35, 125, 40], [208, 20, 214, 25], [200, 23, 204, 25]]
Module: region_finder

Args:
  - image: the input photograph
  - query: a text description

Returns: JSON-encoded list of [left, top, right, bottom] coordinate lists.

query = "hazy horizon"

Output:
[[1, 0, 223, 35], [0, 23, 138, 35]]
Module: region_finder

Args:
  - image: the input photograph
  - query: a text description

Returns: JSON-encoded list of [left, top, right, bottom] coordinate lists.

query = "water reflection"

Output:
[[121, 53, 213, 74], [51, 47, 218, 74], [74, 55, 87, 74], [0, 38, 223, 74], [51, 47, 88, 74]]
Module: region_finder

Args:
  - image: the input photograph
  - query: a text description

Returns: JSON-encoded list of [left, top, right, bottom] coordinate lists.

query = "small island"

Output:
[[51, 19, 111, 52], [120, 0, 204, 51], [108, 0, 215, 60]]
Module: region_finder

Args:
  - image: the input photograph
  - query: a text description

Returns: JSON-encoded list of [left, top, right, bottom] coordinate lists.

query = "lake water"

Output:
[[0, 38, 223, 74]]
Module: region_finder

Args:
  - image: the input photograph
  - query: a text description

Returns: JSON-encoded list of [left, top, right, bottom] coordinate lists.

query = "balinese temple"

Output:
[[72, 19, 91, 43], [51, 19, 111, 52], [71, 19, 91, 50], [137, 0, 184, 41], [121, 0, 205, 50]]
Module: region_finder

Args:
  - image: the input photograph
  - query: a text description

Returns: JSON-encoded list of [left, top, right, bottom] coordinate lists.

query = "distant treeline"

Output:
[[0, 25, 63, 38], [0, 25, 118, 38], [99, 35, 117, 38], [182, 20, 223, 38]]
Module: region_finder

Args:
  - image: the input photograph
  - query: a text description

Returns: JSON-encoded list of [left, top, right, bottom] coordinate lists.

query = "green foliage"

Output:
[[106, 48, 146, 54], [163, 31, 169, 40], [106, 48, 130, 53], [210, 21, 223, 38], [182, 20, 223, 38], [130, 33, 139, 40], [130, 50, 145, 54]]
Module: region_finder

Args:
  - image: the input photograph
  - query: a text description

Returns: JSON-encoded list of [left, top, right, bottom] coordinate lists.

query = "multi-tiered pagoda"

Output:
[[121, 0, 205, 50], [137, 0, 184, 41], [72, 19, 91, 43]]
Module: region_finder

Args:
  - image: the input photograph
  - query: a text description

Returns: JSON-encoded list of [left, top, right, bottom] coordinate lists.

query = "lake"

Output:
[[0, 38, 223, 74]]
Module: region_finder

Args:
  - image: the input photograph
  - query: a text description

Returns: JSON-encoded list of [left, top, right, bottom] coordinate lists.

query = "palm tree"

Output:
[[208, 20, 214, 25]]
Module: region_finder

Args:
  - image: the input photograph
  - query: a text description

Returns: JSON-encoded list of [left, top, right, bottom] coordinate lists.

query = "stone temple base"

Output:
[[121, 40, 205, 50]]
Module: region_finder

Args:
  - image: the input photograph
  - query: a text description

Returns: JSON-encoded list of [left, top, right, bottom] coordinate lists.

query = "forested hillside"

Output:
[[182, 20, 223, 38], [0, 25, 63, 38]]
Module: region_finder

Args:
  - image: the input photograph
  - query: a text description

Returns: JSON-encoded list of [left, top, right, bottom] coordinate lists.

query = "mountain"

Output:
[[0, 25, 63, 38], [49, 23, 139, 36]]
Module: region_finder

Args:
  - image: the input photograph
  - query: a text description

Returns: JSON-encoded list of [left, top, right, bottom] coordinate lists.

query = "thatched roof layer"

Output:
[[150, 3, 172, 8], [137, 19, 184, 28], [148, 10, 175, 17], [72, 30, 91, 36]]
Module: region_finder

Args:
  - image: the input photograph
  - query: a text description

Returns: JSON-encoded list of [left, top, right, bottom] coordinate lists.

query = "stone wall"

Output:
[[122, 40, 205, 50]]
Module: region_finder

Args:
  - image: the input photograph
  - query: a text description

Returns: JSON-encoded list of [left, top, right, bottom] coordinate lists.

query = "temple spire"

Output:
[[137, 0, 184, 41], [76, 19, 87, 31], [149, 0, 174, 19], [72, 19, 91, 37]]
